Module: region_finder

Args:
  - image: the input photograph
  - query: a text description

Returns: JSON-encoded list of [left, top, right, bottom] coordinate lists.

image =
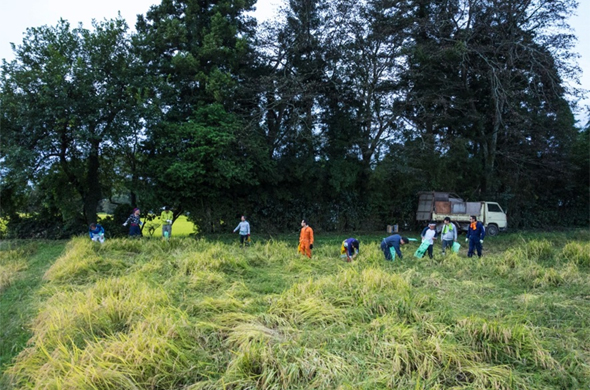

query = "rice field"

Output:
[[1, 230, 589, 389]]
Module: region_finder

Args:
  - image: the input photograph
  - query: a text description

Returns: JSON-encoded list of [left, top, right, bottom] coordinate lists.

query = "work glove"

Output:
[[310, 244, 314, 250], [123, 223, 127, 227], [167, 220, 172, 224], [99, 233, 104, 237], [465, 238, 468, 242], [139, 221, 143, 227], [247, 234, 250, 237], [480, 240, 484, 244]]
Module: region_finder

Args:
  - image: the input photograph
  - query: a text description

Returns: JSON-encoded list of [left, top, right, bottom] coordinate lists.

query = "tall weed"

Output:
[[456, 316, 557, 369], [561, 242, 590, 267]]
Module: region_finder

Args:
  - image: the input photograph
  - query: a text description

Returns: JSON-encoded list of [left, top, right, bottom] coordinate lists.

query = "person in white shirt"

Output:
[[420, 222, 438, 259]]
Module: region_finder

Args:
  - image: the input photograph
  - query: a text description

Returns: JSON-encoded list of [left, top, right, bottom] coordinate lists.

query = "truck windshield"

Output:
[[487, 203, 504, 213]]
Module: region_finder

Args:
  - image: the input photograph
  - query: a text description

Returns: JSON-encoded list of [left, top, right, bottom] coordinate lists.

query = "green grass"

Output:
[[1, 230, 589, 389], [141, 215, 196, 237], [0, 241, 66, 386]]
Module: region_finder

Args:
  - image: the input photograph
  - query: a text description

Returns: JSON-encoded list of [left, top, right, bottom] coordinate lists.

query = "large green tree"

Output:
[[401, 0, 580, 226], [134, 0, 262, 230], [0, 18, 143, 225]]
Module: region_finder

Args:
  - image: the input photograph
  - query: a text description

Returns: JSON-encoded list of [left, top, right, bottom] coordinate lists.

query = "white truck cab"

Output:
[[416, 192, 508, 236]]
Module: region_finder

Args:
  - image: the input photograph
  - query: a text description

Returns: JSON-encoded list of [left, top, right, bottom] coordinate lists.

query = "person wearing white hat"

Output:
[[420, 222, 438, 259]]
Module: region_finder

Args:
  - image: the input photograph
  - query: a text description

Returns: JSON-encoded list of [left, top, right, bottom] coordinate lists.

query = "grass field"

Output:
[[0, 230, 589, 389]]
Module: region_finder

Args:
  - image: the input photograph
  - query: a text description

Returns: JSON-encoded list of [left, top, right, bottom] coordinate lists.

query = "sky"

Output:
[[0, 0, 588, 124]]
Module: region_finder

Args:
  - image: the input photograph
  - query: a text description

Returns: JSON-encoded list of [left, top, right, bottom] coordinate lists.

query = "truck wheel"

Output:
[[487, 224, 499, 237]]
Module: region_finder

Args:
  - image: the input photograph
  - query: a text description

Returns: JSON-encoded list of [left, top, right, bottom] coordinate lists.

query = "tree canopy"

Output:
[[1, 0, 587, 237]]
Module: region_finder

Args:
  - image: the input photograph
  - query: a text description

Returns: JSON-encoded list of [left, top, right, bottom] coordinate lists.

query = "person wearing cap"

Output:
[[440, 217, 457, 255], [233, 215, 251, 247], [465, 215, 485, 257], [161, 206, 174, 239], [381, 234, 409, 261], [420, 222, 438, 259], [340, 238, 360, 262], [298, 219, 314, 258], [123, 208, 143, 237]]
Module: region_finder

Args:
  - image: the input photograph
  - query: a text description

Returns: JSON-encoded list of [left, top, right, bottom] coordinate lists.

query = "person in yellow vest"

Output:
[[161, 206, 174, 239], [440, 217, 457, 255], [298, 219, 314, 258]]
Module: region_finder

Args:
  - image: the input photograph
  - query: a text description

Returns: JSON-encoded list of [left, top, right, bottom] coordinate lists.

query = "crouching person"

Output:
[[381, 234, 409, 261], [89, 223, 105, 243]]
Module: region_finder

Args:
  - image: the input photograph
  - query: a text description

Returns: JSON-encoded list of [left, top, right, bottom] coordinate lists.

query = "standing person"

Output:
[[380, 234, 409, 261], [123, 208, 143, 238], [233, 215, 251, 247], [161, 206, 174, 239], [298, 219, 314, 258], [420, 222, 438, 259], [341, 238, 360, 262], [88, 223, 105, 243], [466, 215, 485, 258], [440, 217, 458, 255]]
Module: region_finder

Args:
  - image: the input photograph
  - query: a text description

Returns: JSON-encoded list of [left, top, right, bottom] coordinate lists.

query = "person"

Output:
[[381, 234, 409, 261], [341, 238, 360, 262], [298, 219, 314, 258], [233, 215, 251, 247], [420, 222, 438, 259], [440, 217, 457, 255], [161, 206, 174, 239], [88, 223, 105, 243], [123, 208, 143, 238], [465, 215, 485, 258]]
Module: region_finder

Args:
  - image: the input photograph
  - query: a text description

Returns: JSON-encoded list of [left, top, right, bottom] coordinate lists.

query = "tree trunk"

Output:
[[84, 139, 102, 224]]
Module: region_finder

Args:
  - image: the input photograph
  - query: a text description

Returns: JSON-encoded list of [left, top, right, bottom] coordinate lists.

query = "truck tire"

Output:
[[487, 224, 499, 237]]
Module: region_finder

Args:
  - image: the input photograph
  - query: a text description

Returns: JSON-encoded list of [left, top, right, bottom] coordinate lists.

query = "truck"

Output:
[[416, 192, 507, 236]]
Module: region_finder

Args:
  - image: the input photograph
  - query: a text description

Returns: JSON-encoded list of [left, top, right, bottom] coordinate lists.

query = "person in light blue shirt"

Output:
[[233, 215, 251, 247]]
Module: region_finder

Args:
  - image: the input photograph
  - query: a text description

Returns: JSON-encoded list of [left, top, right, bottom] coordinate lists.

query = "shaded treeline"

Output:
[[1, 0, 588, 237]]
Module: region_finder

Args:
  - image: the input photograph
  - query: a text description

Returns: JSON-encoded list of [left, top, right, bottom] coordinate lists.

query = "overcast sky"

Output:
[[0, 0, 588, 124]]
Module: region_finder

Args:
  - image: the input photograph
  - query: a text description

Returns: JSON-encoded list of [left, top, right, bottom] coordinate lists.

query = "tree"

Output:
[[401, 0, 580, 226], [134, 0, 261, 231], [0, 18, 143, 224]]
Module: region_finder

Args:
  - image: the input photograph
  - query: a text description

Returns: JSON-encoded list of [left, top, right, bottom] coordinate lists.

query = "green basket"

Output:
[[414, 241, 430, 258]]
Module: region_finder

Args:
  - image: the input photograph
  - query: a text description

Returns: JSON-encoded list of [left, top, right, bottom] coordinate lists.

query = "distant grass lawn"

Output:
[[142, 215, 196, 237], [1, 230, 589, 389], [98, 213, 196, 237]]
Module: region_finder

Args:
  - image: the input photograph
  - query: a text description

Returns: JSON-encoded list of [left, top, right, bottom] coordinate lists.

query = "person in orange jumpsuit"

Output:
[[298, 219, 314, 258]]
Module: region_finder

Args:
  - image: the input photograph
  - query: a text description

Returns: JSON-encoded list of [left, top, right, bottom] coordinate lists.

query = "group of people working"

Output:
[[381, 215, 486, 260], [413, 216, 486, 259], [88, 207, 173, 242], [89, 210, 487, 260]]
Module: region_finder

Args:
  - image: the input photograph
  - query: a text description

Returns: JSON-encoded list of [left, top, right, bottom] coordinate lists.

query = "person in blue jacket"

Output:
[[465, 215, 485, 258], [89, 223, 105, 243], [381, 234, 409, 261], [340, 238, 360, 262]]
